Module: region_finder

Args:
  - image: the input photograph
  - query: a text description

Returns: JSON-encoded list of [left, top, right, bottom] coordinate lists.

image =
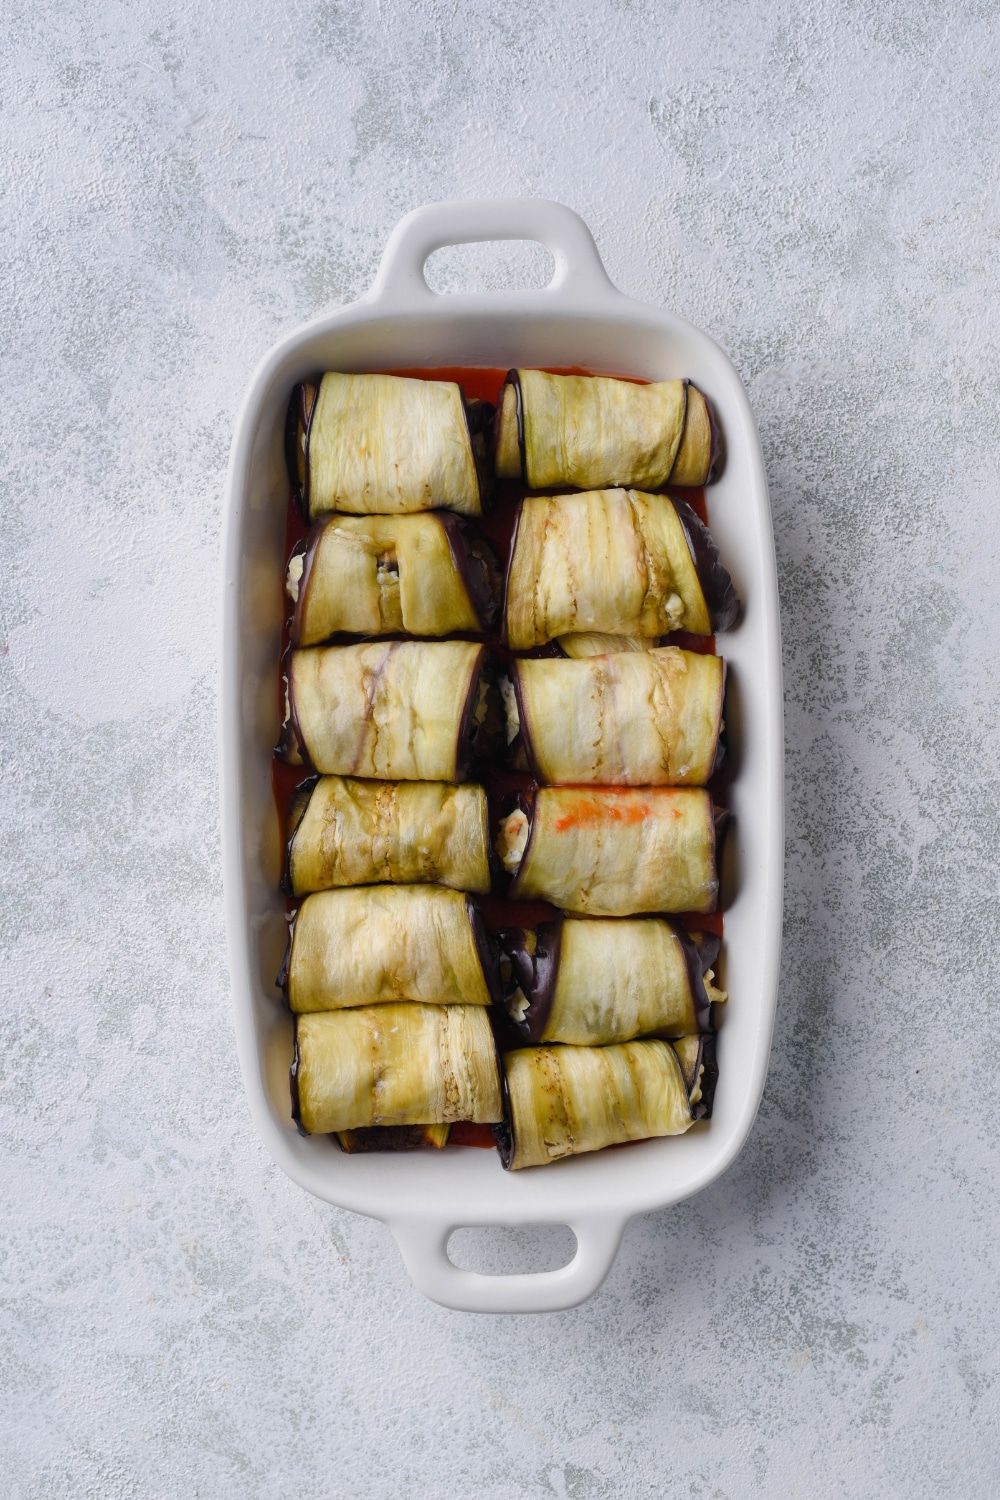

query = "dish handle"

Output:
[[367, 197, 618, 309], [387, 1212, 626, 1314]]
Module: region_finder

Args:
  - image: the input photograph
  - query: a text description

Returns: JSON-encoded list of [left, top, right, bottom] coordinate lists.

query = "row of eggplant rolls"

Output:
[[279, 369, 737, 1168], [287, 367, 721, 520]]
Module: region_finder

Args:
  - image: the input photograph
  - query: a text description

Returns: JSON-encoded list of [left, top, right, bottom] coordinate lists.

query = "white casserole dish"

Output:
[[221, 199, 783, 1313]]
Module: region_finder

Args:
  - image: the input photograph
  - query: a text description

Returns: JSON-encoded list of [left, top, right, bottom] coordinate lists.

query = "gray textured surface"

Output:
[[2, 1, 999, 1495]]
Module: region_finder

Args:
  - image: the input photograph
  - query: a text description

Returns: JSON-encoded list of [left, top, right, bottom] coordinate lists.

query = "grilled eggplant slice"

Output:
[[290, 373, 490, 520], [293, 1003, 502, 1134], [496, 1038, 703, 1170], [285, 885, 500, 1013], [287, 513, 499, 645], [509, 647, 724, 786], [493, 370, 718, 489], [504, 489, 738, 649], [498, 916, 725, 1046], [496, 786, 723, 915], [279, 640, 500, 780], [286, 776, 490, 896]]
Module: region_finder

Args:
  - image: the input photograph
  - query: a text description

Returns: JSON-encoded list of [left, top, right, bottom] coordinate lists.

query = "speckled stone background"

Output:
[[3, 0, 999, 1494]]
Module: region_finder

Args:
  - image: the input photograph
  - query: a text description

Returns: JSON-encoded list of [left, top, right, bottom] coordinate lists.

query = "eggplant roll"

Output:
[[293, 1003, 502, 1134], [504, 490, 739, 649], [508, 647, 724, 786], [496, 1038, 711, 1170], [281, 640, 499, 780], [286, 776, 490, 896], [497, 787, 722, 915], [287, 513, 499, 645], [288, 373, 490, 520], [285, 885, 499, 1013], [493, 370, 718, 490], [499, 917, 726, 1046]]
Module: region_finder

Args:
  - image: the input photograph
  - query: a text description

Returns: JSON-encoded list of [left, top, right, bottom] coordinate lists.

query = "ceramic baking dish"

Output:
[[220, 199, 783, 1313]]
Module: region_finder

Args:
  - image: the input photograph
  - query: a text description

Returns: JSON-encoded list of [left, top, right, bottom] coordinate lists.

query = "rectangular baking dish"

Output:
[[221, 199, 783, 1313]]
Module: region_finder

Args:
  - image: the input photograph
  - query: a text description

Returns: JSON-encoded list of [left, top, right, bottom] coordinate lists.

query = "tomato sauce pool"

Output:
[[273, 367, 726, 1148]]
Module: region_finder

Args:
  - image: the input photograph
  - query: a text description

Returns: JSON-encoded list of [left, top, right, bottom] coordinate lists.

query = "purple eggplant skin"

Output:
[[285, 381, 320, 519], [499, 499, 523, 649], [493, 1058, 517, 1170], [280, 776, 320, 896], [675, 925, 714, 1034], [440, 517, 502, 630], [689, 1033, 719, 1121], [338, 1125, 448, 1152], [491, 370, 525, 481], [275, 645, 310, 768], [496, 919, 563, 1044], [705, 396, 724, 483], [673, 497, 740, 633], [276, 905, 296, 995], [505, 663, 538, 775], [694, 929, 722, 977], [467, 897, 505, 1007], [463, 396, 498, 511], [286, 528, 318, 649], [711, 718, 728, 778], [289, 1022, 309, 1137]]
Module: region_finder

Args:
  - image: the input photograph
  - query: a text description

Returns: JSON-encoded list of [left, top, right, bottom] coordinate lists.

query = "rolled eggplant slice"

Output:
[[493, 370, 719, 490], [289, 373, 490, 520], [497, 786, 723, 915], [504, 489, 738, 650], [285, 885, 500, 1013], [287, 512, 499, 645], [293, 1003, 502, 1134], [509, 647, 724, 786], [496, 1038, 702, 1170], [286, 776, 491, 896], [499, 916, 725, 1046], [280, 640, 500, 780]]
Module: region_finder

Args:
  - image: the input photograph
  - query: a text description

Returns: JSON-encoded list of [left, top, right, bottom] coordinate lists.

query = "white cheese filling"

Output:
[[704, 968, 727, 1005], [286, 552, 305, 603], [507, 987, 530, 1023], [496, 808, 529, 874]]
